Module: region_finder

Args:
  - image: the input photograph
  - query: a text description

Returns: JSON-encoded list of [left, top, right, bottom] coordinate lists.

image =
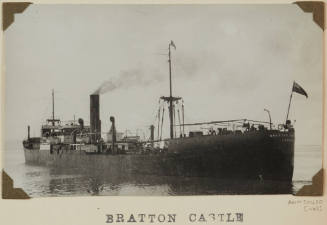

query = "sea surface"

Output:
[[2, 141, 322, 197]]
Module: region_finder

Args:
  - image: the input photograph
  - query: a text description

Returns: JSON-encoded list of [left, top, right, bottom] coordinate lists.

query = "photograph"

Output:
[[2, 3, 323, 198]]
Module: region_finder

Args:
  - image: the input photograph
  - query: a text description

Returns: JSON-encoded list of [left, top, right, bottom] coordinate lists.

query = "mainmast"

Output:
[[168, 42, 174, 139], [160, 41, 180, 139]]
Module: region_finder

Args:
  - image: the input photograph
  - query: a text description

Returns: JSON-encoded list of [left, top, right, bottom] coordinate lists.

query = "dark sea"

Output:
[[2, 141, 322, 197]]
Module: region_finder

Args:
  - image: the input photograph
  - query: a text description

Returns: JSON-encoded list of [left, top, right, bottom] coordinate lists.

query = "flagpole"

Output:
[[285, 83, 294, 123]]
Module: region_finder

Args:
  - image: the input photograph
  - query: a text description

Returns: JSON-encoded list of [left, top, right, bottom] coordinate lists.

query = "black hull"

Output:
[[24, 130, 294, 182]]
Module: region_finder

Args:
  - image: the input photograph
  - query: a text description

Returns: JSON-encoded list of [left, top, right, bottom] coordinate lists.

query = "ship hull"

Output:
[[23, 130, 294, 182]]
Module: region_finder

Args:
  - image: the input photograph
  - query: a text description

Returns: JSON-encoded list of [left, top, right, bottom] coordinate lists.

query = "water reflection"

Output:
[[46, 167, 293, 196]]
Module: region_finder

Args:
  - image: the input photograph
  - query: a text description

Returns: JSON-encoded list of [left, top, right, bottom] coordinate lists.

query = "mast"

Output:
[[52, 89, 55, 126], [47, 89, 60, 126], [160, 41, 180, 139], [168, 43, 174, 139]]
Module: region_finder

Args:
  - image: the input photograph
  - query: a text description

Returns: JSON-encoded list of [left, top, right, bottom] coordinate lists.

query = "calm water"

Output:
[[2, 141, 322, 197]]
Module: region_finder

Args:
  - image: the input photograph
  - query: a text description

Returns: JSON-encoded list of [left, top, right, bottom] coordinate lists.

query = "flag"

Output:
[[170, 40, 176, 50], [292, 81, 308, 98]]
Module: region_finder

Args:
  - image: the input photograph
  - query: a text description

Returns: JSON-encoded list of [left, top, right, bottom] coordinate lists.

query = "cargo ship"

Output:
[[23, 41, 308, 186]]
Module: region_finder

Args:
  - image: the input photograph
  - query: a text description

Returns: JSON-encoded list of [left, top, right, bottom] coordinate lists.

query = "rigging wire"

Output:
[[182, 99, 185, 136], [177, 108, 182, 137], [173, 103, 176, 138], [157, 104, 161, 140], [160, 106, 165, 140]]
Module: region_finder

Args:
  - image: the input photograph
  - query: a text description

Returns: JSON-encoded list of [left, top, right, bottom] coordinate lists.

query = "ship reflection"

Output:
[[47, 168, 293, 196]]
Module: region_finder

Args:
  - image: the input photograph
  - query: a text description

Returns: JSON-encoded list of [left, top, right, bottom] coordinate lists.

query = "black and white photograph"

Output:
[[2, 3, 323, 197]]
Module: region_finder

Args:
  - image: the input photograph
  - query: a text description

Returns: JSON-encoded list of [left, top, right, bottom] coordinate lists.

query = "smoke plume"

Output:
[[92, 53, 203, 95], [93, 80, 117, 95], [93, 69, 164, 95]]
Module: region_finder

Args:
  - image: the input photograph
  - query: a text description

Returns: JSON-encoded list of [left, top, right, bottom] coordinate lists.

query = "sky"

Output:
[[4, 4, 323, 145]]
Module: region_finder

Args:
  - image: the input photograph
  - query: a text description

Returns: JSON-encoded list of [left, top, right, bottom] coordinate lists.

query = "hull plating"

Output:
[[24, 131, 294, 182]]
